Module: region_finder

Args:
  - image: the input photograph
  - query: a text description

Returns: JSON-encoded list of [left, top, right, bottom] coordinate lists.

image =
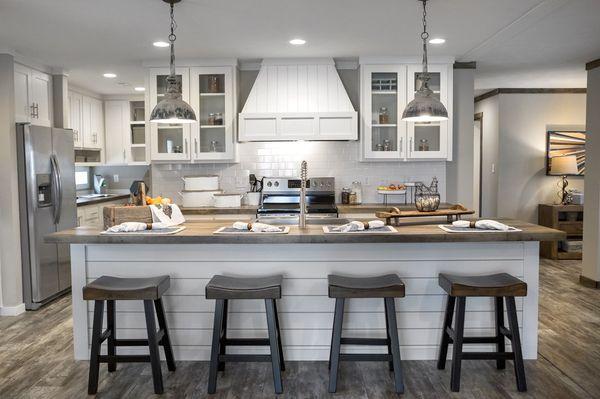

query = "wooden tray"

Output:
[[376, 204, 474, 225], [103, 205, 173, 229]]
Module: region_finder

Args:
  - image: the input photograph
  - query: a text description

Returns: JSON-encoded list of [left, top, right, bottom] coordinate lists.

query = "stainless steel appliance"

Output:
[[257, 177, 338, 224], [17, 124, 76, 309]]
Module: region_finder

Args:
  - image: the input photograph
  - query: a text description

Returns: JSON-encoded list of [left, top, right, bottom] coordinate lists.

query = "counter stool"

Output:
[[206, 275, 285, 394], [83, 275, 175, 395], [327, 274, 405, 394], [437, 273, 528, 392]]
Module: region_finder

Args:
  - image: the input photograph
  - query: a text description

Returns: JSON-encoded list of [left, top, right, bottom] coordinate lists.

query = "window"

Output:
[[75, 168, 90, 190]]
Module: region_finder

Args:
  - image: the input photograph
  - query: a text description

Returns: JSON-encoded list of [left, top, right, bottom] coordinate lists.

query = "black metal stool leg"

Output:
[[328, 298, 345, 393], [208, 299, 225, 394], [273, 300, 285, 371], [88, 300, 104, 395], [450, 297, 466, 392], [495, 297, 506, 370], [384, 298, 394, 371], [506, 296, 527, 392], [218, 299, 228, 372], [143, 300, 164, 394], [385, 298, 404, 394], [155, 298, 176, 372], [106, 300, 116, 372], [265, 299, 283, 394], [437, 295, 456, 370]]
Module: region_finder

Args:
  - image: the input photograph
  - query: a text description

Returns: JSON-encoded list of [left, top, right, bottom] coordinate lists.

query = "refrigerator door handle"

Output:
[[50, 154, 63, 224]]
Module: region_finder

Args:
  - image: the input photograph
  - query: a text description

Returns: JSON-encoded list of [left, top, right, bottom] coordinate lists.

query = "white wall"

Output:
[[582, 67, 600, 282], [497, 93, 586, 223], [474, 96, 500, 218], [0, 54, 24, 314], [446, 68, 475, 208]]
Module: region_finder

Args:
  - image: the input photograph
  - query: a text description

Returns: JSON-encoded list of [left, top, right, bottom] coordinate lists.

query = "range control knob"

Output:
[[274, 181, 279, 187], [267, 181, 272, 187]]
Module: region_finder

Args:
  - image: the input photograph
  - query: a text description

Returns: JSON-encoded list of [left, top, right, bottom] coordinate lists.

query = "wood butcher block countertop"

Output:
[[47, 219, 564, 245]]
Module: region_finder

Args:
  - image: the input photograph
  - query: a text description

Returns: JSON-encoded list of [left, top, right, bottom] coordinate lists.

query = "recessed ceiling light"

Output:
[[429, 38, 446, 44], [289, 38, 306, 45], [134, 87, 146, 92], [103, 73, 117, 78], [153, 41, 170, 48]]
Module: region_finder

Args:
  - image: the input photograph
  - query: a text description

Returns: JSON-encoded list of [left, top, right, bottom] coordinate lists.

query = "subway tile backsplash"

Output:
[[151, 141, 446, 204]]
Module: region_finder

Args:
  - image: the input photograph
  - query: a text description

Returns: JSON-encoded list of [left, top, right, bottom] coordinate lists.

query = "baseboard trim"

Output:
[[0, 303, 26, 316], [579, 275, 600, 289]]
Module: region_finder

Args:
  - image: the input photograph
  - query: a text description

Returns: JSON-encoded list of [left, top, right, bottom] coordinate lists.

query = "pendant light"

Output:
[[150, 0, 197, 124], [402, 0, 448, 122]]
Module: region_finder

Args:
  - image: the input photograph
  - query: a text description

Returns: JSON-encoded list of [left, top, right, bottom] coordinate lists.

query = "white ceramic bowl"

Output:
[[178, 190, 222, 208], [214, 193, 243, 208]]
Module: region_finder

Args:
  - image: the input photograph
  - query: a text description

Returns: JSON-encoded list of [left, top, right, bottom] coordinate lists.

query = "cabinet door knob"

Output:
[[194, 138, 198, 156], [185, 139, 188, 155]]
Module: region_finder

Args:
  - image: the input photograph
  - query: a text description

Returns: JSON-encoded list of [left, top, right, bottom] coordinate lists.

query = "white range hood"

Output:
[[238, 58, 357, 141]]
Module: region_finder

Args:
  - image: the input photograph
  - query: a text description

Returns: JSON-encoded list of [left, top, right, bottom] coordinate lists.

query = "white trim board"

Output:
[[0, 303, 26, 316]]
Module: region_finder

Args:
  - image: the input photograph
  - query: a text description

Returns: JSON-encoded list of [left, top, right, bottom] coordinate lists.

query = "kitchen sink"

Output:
[[255, 217, 350, 226], [77, 193, 114, 199]]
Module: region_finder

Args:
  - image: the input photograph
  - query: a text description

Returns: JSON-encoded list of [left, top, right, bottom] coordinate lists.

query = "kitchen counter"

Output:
[[179, 203, 453, 215], [76, 193, 130, 207], [47, 219, 562, 244], [54, 219, 560, 364]]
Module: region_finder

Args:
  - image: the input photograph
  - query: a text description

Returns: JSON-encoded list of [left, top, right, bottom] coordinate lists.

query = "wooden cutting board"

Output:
[[376, 204, 474, 225]]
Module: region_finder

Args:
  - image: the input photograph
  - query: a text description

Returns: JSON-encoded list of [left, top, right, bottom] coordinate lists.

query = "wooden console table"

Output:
[[538, 204, 583, 259]]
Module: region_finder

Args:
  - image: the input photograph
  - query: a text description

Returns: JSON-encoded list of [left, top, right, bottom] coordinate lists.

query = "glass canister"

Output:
[[378, 107, 389, 124], [375, 143, 384, 151], [351, 181, 363, 204], [207, 113, 216, 125], [210, 140, 218, 152], [215, 112, 223, 125], [383, 139, 391, 151], [208, 75, 219, 93], [419, 139, 429, 152], [341, 188, 351, 204]]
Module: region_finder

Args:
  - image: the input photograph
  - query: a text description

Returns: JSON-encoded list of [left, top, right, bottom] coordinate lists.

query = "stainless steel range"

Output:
[[257, 177, 338, 224]]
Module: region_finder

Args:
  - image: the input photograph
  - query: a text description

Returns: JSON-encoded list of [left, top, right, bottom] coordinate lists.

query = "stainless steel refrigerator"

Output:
[[17, 123, 76, 310]]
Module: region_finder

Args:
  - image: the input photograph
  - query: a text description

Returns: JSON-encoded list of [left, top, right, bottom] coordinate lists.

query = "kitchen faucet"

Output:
[[299, 160, 307, 228]]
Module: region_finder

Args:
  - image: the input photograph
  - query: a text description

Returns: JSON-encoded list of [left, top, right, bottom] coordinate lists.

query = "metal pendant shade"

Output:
[[402, 0, 448, 122], [150, 0, 197, 124]]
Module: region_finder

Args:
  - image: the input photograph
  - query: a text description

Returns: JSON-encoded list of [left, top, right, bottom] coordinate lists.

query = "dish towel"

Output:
[[106, 221, 170, 233], [232, 221, 281, 232], [332, 220, 385, 233], [452, 219, 510, 231], [150, 204, 186, 227]]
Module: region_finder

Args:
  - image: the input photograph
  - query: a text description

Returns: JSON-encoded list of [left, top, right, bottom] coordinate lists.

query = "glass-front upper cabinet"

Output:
[[406, 64, 450, 159], [189, 66, 235, 162], [361, 65, 407, 160], [149, 67, 192, 161]]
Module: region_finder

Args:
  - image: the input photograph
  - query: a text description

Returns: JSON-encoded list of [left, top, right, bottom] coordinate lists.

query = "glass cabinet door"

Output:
[[149, 68, 191, 161], [406, 64, 449, 159], [361, 65, 406, 159], [190, 66, 234, 161]]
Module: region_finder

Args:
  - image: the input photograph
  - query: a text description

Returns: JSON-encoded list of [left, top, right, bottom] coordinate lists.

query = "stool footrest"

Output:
[[340, 337, 389, 346], [113, 331, 165, 347], [219, 354, 272, 362], [339, 353, 392, 362], [461, 352, 515, 361], [99, 355, 151, 363], [224, 338, 270, 346]]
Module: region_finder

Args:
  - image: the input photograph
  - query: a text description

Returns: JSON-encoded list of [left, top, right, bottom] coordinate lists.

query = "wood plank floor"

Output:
[[0, 259, 597, 398]]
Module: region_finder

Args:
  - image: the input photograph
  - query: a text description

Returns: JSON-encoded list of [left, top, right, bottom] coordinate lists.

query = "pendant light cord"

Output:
[[420, 0, 430, 87], [169, 2, 177, 77]]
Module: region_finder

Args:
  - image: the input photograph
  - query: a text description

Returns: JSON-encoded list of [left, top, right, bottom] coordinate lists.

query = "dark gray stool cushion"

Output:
[[83, 275, 170, 300], [206, 275, 283, 299], [328, 274, 405, 298], [438, 273, 527, 297]]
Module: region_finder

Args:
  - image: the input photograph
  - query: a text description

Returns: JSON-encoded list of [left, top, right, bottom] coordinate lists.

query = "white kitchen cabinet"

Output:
[[104, 100, 130, 165], [77, 198, 129, 228], [360, 61, 453, 161], [69, 92, 83, 146], [189, 66, 236, 162], [14, 63, 53, 127], [149, 67, 192, 161]]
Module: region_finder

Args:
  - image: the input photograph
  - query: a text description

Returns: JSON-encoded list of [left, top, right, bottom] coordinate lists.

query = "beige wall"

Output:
[[582, 68, 600, 282], [0, 54, 24, 310], [497, 93, 586, 223], [474, 95, 500, 218]]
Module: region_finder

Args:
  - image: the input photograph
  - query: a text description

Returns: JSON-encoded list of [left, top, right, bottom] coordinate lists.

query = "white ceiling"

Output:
[[1, 0, 598, 95]]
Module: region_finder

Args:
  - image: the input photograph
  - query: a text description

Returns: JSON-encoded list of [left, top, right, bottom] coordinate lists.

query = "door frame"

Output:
[[474, 112, 483, 217]]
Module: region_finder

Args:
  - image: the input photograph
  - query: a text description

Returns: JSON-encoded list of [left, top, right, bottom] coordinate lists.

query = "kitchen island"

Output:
[[47, 220, 562, 362]]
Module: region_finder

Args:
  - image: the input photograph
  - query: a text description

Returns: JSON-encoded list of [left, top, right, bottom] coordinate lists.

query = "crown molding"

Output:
[[475, 88, 586, 103]]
